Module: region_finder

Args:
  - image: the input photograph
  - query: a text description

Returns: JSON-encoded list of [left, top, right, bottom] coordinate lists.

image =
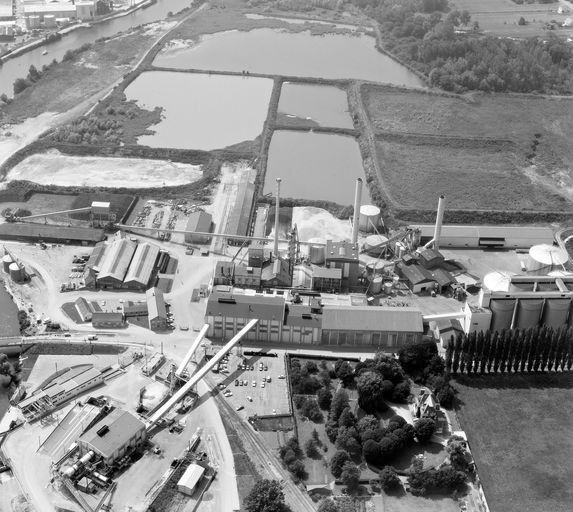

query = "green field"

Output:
[[455, 373, 573, 512], [451, 0, 573, 37], [362, 85, 573, 212], [0, 192, 77, 216]]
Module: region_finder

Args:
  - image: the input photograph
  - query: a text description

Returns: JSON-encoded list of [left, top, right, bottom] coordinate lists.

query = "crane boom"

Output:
[[175, 324, 209, 377], [147, 319, 258, 429]]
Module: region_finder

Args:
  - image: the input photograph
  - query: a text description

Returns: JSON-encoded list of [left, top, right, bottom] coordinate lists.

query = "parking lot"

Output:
[[208, 350, 291, 417]]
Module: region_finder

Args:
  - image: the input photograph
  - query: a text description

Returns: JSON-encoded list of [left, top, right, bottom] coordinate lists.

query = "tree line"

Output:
[[347, 0, 573, 94], [445, 326, 573, 375]]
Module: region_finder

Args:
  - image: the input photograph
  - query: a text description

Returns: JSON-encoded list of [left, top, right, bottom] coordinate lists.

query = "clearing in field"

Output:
[[455, 373, 573, 512], [374, 136, 566, 211], [6, 151, 203, 188]]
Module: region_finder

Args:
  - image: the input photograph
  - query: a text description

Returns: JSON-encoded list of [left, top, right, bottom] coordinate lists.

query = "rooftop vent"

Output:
[[218, 298, 236, 304], [97, 425, 110, 437]]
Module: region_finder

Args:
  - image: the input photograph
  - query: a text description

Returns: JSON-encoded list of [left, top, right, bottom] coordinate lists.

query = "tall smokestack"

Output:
[[351, 178, 363, 245], [434, 195, 446, 251], [274, 178, 281, 259]]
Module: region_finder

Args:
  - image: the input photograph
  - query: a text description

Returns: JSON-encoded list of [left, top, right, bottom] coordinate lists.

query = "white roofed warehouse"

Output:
[[77, 408, 147, 466], [177, 464, 205, 496]]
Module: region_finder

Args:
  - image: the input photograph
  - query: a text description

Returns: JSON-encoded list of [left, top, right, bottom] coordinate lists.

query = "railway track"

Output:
[[209, 381, 316, 511]]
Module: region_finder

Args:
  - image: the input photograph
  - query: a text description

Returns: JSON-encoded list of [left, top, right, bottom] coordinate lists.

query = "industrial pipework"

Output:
[[351, 178, 363, 245], [273, 178, 282, 258]]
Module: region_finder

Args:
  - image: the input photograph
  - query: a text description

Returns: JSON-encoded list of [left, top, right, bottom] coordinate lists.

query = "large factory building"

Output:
[[77, 408, 147, 466], [205, 288, 424, 348], [409, 224, 554, 249]]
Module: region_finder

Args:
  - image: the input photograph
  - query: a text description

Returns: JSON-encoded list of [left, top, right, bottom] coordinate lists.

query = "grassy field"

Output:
[[363, 85, 573, 211], [382, 493, 459, 512], [454, 373, 573, 512], [451, 0, 573, 37], [0, 192, 77, 215]]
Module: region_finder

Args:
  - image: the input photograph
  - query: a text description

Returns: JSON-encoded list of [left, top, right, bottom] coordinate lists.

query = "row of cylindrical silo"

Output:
[[490, 298, 573, 331], [2, 254, 24, 282]]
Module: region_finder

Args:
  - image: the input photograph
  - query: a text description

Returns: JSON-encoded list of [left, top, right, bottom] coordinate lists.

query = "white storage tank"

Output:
[[528, 244, 568, 274], [370, 276, 383, 294], [308, 238, 326, 265], [364, 234, 388, 255], [3, 254, 13, 273], [9, 262, 23, 282], [383, 281, 393, 295], [366, 260, 387, 275], [483, 271, 512, 292], [359, 205, 380, 232]]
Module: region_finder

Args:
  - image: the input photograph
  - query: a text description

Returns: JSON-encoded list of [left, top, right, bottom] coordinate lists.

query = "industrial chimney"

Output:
[[351, 178, 363, 245], [273, 178, 281, 259], [433, 195, 446, 251]]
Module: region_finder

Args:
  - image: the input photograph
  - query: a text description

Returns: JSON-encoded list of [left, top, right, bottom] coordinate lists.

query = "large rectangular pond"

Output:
[[124, 71, 273, 151], [278, 83, 353, 129], [264, 131, 368, 205], [154, 28, 425, 87]]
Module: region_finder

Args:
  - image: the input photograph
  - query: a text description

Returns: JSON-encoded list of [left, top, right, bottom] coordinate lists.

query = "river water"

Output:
[[125, 71, 273, 150], [0, 0, 195, 97], [264, 130, 367, 205], [154, 28, 425, 86]]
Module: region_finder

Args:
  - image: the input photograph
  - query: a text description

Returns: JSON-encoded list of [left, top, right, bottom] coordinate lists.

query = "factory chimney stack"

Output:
[[434, 195, 446, 251], [351, 178, 363, 245], [274, 178, 281, 259]]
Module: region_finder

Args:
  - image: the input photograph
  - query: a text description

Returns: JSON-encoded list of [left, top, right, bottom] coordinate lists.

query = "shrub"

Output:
[[330, 450, 351, 478], [363, 439, 381, 464], [414, 418, 436, 443], [301, 399, 324, 423], [379, 466, 401, 492], [317, 388, 332, 410], [340, 461, 360, 493]]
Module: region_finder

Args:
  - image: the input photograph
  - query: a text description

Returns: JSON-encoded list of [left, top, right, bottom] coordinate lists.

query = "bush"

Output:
[[414, 418, 436, 443], [379, 466, 401, 492], [388, 415, 406, 429], [330, 450, 351, 478], [301, 399, 324, 423]]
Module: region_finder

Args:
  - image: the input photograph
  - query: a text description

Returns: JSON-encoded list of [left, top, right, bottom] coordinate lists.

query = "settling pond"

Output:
[[124, 71, 273, 150], [264, 131, 368, 205], [278, 83, 353, 128], [154, 28, 425, 86]]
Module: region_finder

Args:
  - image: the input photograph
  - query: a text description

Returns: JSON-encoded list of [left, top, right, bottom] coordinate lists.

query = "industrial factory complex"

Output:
[[0, 169, 572, 512]]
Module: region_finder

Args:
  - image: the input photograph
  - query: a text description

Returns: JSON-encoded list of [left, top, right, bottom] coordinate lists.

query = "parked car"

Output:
[[236, 405, 244, 411], [235, 379, 239, 386]]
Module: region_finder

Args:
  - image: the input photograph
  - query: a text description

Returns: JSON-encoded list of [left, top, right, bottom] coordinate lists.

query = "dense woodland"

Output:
[[445, 326, 573, 374], [349, 0, 573, 94]]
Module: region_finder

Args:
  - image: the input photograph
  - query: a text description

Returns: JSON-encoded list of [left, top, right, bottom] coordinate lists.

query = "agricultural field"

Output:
[[454, 373, 573, 512], [362, 85, 573, 211], [451, 0, 573, 37]]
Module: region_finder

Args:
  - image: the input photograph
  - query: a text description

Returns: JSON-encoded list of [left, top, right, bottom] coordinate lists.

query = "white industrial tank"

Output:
[[366, 260, 387, 275], [483, 271, 512, 292], [364, 234, 388, 255], [528, 244, 569, 274], [2, 254, 12, 273], [359, 205, 380, 232], [370, 276, 383, 294], [9, 262, 23, 282], [308, 237, 326, 265]]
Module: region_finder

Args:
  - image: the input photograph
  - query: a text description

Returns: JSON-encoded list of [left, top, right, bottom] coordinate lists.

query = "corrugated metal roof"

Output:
[[0, 223, 105, 242], [92, 312, 123, 322], [322, 305, 423, 332], [178, 464, 205, 492], [146, 287, 166, 321], [285, 304, 322, 328], [411, 224, 554, 240], [97, 239, 136, 283], [79, 408, 145, 459], [430, 268, 455, 287], [124, 242, 159, 286], [206, 291, 285, 321], [225, 179, 255, 237], [325, 240, 359, 261], [312, 266, 342, 279], [186, 211, 212, 233], [397, 263, 435, 285]]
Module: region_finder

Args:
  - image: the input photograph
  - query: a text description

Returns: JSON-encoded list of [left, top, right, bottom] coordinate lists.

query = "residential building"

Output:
[[414, 388, 440, 419], [77, 408, 147, 465]]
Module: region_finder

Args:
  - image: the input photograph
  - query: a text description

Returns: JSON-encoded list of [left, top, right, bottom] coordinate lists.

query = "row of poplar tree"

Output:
[[445, 326, 573, 374]]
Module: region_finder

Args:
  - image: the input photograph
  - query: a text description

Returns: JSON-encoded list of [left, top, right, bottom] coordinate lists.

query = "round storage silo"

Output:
[[489, 299, 516, 332], [370, 276, 383, 294], [359, 205, 381, 232], [383, 281, 393, 295], [308, 237, 326, 265], [515, 299, 543, 329], [2, 254, 13, 273], [541, 299, 570, 328], [364, 234, 388, 256], [483, 271, 512, 292], [528, 244, 569, 274], [9, 262, 23, 283]]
